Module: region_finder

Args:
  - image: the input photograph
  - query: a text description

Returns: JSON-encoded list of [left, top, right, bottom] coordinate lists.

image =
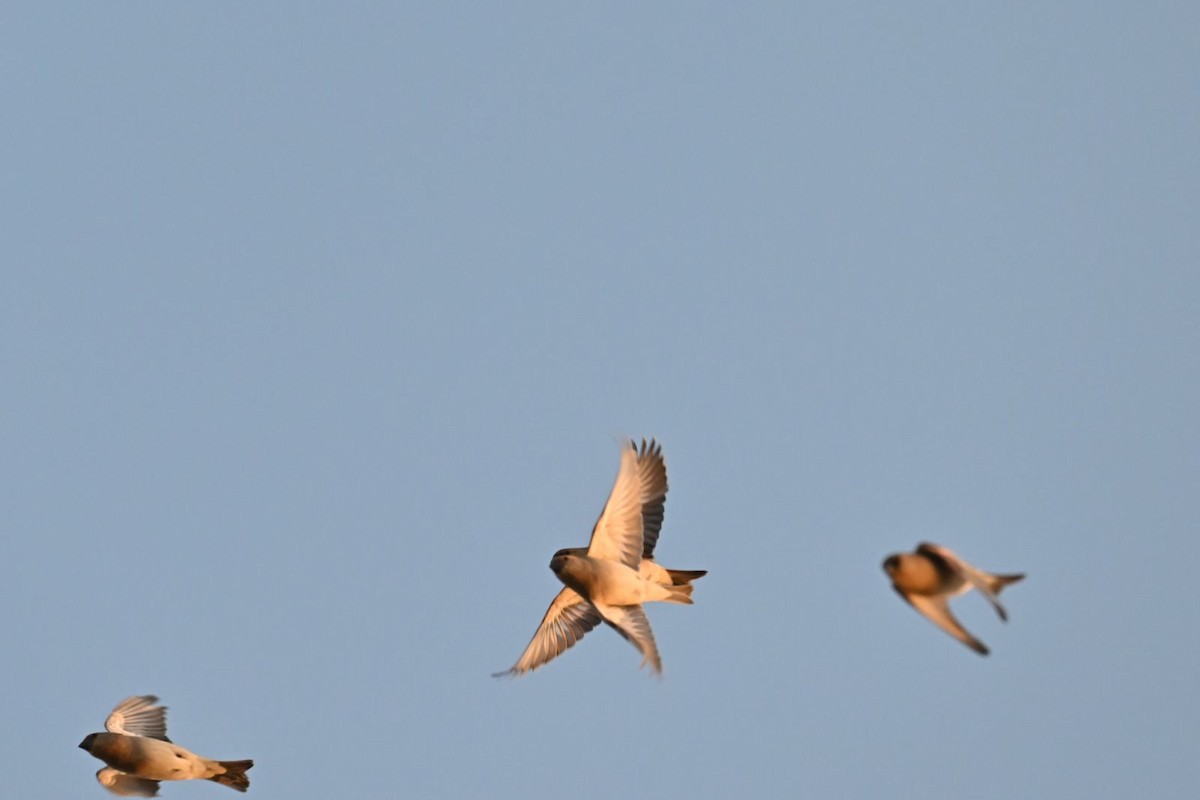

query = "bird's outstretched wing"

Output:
[[585, 440, 647, 569], [900, 589, 989, 656], [494, 588, 602, 676]]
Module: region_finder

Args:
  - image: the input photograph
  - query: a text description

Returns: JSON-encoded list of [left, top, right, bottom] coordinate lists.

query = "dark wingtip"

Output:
[[634, 437, 662, 458]]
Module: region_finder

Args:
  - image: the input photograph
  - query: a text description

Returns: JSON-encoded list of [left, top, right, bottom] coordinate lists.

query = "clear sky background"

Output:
[[3, 4, 1197, 799]]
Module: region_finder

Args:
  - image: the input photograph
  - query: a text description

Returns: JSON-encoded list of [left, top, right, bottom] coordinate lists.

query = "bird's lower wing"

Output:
[[97, 767, 160, 797], [494, 587, 602, 676], [594, 602, 662, 674], [905, 592, 989, 656]]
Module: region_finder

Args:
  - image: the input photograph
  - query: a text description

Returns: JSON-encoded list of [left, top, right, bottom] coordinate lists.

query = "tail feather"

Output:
[[666, 569, 707, 586], [209, 760, 253, 793], [987, 572, 1025, 595], [666, 583, 694, 605]]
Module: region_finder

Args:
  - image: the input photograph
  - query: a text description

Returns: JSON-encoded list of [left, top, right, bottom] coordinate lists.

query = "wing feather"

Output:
[[902, 591, 989, 656], [635, 439, 669, 559], [585, 440, 645, 569], [594, 602, 662, 674], [96, 768, 160, 797], [494, 588, 602, 676], [104, 696, 170, 741]]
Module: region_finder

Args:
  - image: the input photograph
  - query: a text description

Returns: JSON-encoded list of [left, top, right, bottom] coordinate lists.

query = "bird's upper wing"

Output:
[[96, 767, 160, 797], [104, 696, 170, 741], [634, 439, 669, 559], [493, 587, 603, 676], [585, 440, 646, 569], [901, 590, 989, 656], [594, 601, 663, 674], [917, 542, 1010, 621]]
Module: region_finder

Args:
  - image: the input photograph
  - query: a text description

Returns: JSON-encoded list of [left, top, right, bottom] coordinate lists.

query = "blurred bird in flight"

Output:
[[883, 542, 1024, 655]]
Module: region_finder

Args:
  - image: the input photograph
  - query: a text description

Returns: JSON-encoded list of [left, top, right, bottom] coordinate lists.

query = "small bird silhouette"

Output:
[[495, 438, 705, 675], [78, 695, 253, 795], [882, 542, 1024, 655]]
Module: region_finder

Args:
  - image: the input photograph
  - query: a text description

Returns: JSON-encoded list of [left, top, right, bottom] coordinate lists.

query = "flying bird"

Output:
[[495, 438, 705, 676], [79, 695, 253, 795], [882, 542, 1024, 655]]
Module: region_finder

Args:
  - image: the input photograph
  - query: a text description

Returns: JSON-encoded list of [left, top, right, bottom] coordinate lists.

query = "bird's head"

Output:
[[549, 547, 585, 575], [882, 554, 901, 577], [552, 547, 586, 559], [78, 733, 98, 752]]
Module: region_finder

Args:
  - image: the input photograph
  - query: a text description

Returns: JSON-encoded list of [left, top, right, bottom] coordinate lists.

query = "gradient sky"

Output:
[[4, 4, 1197, 799]]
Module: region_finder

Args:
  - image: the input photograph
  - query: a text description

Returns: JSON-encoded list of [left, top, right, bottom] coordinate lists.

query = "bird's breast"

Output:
[[892, 555, 959, 595], [555, 556, 645, 605]]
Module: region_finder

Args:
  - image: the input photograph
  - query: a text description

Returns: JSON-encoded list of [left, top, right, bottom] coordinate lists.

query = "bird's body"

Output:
[[81, 733, 243, 783], [551, 551, 691, 608], [886, 551, 965, 597]]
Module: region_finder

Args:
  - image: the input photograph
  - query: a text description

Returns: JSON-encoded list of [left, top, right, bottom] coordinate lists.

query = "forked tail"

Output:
[[666, 568, 708, 586], [987, 572, 1025, 596], [666, 583, 694, 605], [209, 760, 254, 793]]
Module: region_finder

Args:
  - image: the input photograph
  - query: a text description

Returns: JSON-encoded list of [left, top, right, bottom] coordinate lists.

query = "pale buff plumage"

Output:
[[495, 438, 705, 676], [882, 542, 1025, 655], [79, 696, 253, 795]]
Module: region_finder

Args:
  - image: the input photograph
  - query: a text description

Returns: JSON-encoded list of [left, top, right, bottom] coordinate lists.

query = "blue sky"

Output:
[[3, 4, 1197, 798]]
